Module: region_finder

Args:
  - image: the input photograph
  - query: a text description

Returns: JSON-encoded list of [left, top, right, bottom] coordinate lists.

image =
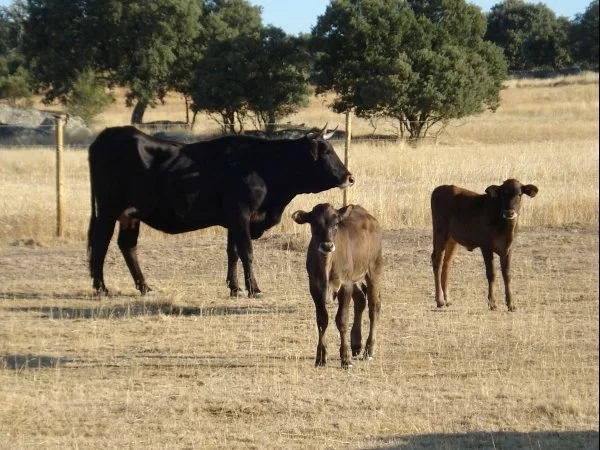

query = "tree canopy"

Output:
[[485, 0, 572, 70], [312, 0, 507, 139]]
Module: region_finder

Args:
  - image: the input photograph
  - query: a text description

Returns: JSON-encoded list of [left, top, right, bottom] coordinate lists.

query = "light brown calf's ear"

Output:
[[338, 204, 355, 221], [485, 185, 501, 198], [292, 210, 310, 224], [522, 184, 539, 198]]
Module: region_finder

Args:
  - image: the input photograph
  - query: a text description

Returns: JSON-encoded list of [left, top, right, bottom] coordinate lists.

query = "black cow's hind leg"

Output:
[[90, 217, 115, 297], [117, 221, 151, 295]]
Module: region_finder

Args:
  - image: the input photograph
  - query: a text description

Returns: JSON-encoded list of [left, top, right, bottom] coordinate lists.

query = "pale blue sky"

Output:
[[0, 0, 592, 35]]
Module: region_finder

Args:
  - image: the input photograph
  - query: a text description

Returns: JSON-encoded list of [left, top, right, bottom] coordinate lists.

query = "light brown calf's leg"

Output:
[[336, 284, 353, 369]]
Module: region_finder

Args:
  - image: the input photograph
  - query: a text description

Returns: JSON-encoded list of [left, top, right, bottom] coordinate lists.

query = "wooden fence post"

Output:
[[343, 110, 352, 207], [54, 114, 66, 238]]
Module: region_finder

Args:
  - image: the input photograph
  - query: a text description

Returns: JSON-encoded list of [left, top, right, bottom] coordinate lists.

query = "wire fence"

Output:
[[0, 119, 446, 149]]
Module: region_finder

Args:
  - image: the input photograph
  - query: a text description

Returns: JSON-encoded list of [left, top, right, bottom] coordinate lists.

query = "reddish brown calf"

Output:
[[431, 179, 538, 311], [292, 203, 383, 368]]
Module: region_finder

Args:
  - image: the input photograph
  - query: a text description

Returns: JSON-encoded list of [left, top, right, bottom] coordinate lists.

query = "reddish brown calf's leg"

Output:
[[500, 250, 515, 311], [441, 239, 457, 306], [351, 284, 367, 357], [335, 284, 353, 369], [481, 247, 497, 310], [310, 283, 328, 367], [431, 236, 447, 307]]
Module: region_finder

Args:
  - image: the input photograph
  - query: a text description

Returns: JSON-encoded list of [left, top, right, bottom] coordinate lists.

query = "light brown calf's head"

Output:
[[292, 203, 354, 254], [485, 178, 539, 220]]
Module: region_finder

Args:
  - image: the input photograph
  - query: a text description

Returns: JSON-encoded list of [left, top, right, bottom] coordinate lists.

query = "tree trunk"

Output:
[[131, 101, 148, 124]]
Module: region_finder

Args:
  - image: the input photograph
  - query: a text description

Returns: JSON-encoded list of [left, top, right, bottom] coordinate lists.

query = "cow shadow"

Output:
[[368, 430, 599, 450], [5, 301, 298, 320], [0, 354, 75, 370]]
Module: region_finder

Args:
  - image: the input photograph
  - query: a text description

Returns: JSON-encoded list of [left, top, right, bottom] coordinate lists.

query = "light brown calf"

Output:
[[292, 203, 383, 368], [431, 179, 538, 311]]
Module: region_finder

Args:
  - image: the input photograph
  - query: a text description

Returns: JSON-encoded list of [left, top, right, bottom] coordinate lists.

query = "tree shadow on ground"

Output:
[[0, 354, 75, 370], [369, 430, 599, 450], [4, 301, 297, 320]]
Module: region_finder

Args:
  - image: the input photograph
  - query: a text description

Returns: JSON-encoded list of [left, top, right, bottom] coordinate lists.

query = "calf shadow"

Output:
[[369, 430, 599, 450]]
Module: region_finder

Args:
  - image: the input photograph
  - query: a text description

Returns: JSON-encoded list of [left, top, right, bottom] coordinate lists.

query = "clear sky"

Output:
[[0, 0, 592, 36], [249, 0, 591, 35]]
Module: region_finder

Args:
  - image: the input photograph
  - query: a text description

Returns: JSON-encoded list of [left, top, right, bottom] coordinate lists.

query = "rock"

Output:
[[0, 104, 93, 147]]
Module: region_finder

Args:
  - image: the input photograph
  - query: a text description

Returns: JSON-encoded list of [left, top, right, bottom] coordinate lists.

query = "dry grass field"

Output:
[[0, 73, 598, 449]]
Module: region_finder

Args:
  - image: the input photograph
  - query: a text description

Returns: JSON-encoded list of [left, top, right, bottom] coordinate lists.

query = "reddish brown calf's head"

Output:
[[292, 203, 354, 254], [485, 179, 539, 220]]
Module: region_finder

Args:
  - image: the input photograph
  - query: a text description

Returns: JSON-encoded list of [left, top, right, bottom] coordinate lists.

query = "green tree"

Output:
[[22, 0, 202, 123], [569, 0, 599, 69], [485, 0, 572, 71], [0, 1, 33, 106], [66, 69, 114, 124], [246, 26, 311, 133], [190, 0, 263, 133], [312, 0, 507, 140]]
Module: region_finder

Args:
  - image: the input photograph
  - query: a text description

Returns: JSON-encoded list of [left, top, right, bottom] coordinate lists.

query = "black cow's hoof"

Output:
[[93, 287, 110, 298], [139, 285, 154, 296], [230, 289, 248, 298], [249, 291, 264, 299]]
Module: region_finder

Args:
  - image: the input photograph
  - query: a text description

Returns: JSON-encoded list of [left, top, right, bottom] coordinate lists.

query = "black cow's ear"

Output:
[[338, 204, 354, 221], [485, 185, 500, 198], [522, 184, 539, 198], [292, 210, 310, 224]]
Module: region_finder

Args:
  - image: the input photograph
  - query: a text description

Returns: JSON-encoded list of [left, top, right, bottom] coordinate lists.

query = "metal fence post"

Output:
[[54, 114, 66, 238], [343, 110, 352, 207]]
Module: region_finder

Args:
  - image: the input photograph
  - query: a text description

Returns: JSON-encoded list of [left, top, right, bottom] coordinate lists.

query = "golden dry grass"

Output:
[[0, 73, 598, 449]]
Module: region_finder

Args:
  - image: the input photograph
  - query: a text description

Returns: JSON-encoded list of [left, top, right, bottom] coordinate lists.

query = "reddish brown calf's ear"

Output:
[[522, 184, 539, 198], [292, 210, 310, 224], [485, 185, 500, 198]]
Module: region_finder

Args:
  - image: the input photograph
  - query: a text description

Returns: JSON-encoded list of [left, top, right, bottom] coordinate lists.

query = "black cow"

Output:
[[87, 125, 354, 298]]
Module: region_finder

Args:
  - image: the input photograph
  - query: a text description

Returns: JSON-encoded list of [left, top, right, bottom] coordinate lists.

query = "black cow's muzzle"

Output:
[[339, 174, 355, 189], [503, 210, 518, 220], [318, 242, 336, 254]]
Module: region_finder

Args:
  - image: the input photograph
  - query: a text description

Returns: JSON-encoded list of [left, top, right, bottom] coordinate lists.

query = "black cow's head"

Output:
[[292, 203, 354, 254], [303, 125, 354, 192], [485, 179, 539, 220]]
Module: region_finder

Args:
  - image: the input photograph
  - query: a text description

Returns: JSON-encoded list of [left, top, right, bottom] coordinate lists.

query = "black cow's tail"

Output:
[[87, 157, 96, 278]]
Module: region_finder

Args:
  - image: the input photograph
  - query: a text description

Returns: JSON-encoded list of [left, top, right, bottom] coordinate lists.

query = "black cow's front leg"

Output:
[[229, 218, 263, 298], [226, 230, 245, 298]]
